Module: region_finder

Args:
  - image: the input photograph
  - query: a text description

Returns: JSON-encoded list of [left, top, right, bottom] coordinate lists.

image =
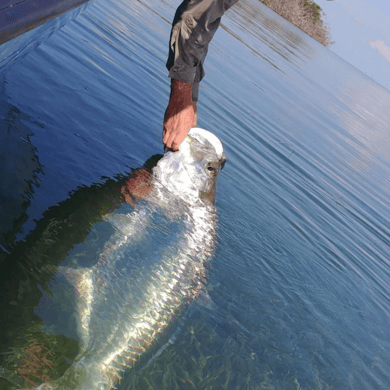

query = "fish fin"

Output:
[[57, 266, 94, 348], [195, 289, 246, 341], [195, 288, 219, 312], [143, 310, 190, 370], [104, 209, 149, 239]]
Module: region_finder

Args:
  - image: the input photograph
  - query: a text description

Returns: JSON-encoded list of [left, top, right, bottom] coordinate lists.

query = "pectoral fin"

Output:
[[105, 208, 149, 240], [57, 266, 94, 349]]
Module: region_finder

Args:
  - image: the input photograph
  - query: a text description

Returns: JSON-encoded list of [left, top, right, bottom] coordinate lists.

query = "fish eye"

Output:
[[207, 166, 215, 172]]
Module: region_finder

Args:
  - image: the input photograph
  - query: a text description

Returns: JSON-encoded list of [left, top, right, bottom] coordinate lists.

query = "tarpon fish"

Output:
[[34, 127, 226, 390]]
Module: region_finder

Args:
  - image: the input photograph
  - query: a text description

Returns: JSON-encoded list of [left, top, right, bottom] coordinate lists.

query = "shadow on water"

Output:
[[0, 0, 96, 253], [0, 79, 43, 255]]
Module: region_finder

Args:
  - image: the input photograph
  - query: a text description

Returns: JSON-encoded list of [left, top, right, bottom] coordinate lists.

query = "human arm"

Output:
[[163, 0, 238, 151]]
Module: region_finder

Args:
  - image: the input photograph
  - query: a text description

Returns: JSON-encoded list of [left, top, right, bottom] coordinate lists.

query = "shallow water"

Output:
[[1, 0, 390, 388]]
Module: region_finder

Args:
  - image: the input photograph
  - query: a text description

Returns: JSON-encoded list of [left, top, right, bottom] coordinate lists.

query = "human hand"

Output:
[[163, 79, 197, 151]]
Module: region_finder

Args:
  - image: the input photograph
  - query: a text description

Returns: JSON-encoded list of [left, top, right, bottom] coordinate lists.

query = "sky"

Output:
[[315, 0, 390, 92]]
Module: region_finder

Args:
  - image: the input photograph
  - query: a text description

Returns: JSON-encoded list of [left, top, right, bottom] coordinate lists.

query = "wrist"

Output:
[[170, 79, 193, 103]]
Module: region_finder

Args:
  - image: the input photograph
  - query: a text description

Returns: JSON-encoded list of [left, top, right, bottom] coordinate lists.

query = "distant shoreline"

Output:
[[260, 0, 331, 45]]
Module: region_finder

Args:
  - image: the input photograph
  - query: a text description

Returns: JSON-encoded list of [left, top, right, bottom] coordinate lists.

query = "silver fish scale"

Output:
[[41, 204, 217, 390]]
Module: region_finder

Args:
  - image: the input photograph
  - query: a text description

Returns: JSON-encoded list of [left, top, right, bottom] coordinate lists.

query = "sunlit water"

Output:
[[1, 0, 390, 388]]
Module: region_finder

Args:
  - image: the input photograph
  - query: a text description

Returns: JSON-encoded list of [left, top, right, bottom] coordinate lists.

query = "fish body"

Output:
[[35, 128, 226, 389]]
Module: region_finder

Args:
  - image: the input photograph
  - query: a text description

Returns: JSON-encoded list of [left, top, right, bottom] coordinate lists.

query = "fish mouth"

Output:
[[157, 128, 226, 205], [199, 186, 216, 204]]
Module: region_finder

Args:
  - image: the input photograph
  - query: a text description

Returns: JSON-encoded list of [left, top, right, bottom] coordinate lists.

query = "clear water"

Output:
[[1, 0, 390, 388]]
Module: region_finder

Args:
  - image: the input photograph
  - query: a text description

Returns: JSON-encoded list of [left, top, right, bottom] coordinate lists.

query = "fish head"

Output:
[[154, 128, 226, 205]]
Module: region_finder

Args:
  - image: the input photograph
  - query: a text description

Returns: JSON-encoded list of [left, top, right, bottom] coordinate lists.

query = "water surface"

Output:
[[1, 0, 390, 388]]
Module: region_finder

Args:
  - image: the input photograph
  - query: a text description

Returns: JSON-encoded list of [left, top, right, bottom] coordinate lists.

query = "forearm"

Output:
[[167, 0, 239, 98], [169, 79, 194, 106], [163, 0, 238, 150]]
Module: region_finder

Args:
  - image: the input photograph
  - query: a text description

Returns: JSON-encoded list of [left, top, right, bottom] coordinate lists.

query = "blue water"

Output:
[[1, 0, 390, 388]]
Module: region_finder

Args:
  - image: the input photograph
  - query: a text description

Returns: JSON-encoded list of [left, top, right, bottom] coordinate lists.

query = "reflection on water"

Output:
[[0, 82, 43, 254], [1, 0, 390, 388], [339, 75, 390, 168], [224, 0, 316, 67]]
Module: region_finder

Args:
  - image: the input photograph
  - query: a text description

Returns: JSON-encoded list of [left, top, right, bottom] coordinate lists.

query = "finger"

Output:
[[162, 109, 172, 145], [165, 126, 178, 150], [163, 129, 171, 146], [170, 140, 179, 151], [125, 194, 135, 207], [121, 187, 135, 207], [163, 121, 175, 146]]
